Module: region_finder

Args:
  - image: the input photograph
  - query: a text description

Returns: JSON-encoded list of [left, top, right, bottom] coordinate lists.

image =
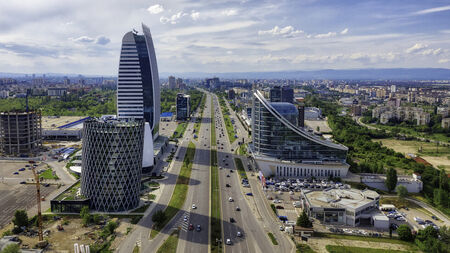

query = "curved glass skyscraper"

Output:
[[252, 91, 349, 178], [117, 23, 160, 171]]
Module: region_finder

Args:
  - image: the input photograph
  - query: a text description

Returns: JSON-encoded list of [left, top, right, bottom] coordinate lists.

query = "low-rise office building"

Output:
[[301, 188, 389, 229], [176, 93, 190, 121]]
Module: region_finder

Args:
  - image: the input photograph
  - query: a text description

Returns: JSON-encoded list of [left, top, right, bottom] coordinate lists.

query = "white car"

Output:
[[183, 216, 188, 222], [226, 238, 232, 245], [228, 197, 233, 202], [237, 231, 242, 237], [192, 204, 197, 209], [279, 226, 284, 231]]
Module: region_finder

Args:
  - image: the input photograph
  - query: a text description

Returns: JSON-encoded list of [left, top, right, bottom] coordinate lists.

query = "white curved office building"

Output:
[[251, 90, 350, 178], [117, 23, 160, 172]]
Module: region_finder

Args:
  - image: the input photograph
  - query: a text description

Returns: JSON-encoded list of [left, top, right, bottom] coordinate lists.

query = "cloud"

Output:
[[438, 59, 450, 63], [222, 9, 238, 16], [413, 5, 450, 15], [165, 21, 257, 36], [340, 28, 349, 35], [314, 32, 337, 38], [95, 36, 110, 45], [73, 36, 95, 43], [405, 43, 428, 53], [160, 12, 187, 24], [147, 4, 164, 14], [258, 26, 303, 37], [190, 11, 200, 21], [0, 42, 58, 58]]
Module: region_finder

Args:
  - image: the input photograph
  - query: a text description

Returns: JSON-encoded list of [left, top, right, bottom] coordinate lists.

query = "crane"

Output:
[[30, 161, 43, 242]]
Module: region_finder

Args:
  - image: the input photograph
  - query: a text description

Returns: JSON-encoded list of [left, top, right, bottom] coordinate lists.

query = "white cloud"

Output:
[[222, 9, 238, 16], [160, 12, 187, 24], [258, 26, 303, 37], [165, 21, 257, 36], [413, 5, 450, 15], [72, 36, 95, 43], [147, 4, 164, 14], [190, 11, 200, 21], [314, 32, 337, 39], [438, 59, 450, 63], [340, 28, 349, 35], [420, 48, 442, 56], [405, 43, 428, 53]]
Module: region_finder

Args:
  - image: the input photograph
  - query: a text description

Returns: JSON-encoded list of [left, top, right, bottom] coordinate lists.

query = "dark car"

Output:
[[19, 168, 25, 171], [431, 216, 439, 220], [226, 183, 231, 187], [13, 172, 19, 175], [275, 205, 284, 209], [196, 225, 201, 231], [226, 174, 230, 177], [19, 181, 26, 184], [188, 224, 194, 231], [391, 224, 399, 230], [229, 217, 235, 223], [246, 193, 253, 196]]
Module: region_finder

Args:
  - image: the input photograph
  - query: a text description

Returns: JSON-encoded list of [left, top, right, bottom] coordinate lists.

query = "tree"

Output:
[[12, 210, 28, 228], [396, 185, 408, 199], [1, 243, 20, 253], [296, 210, 312, 228], [397, 225, 413, 241], [385, 168, 398, 193], [152, 209, 166, 227], [80, 206, 92, 226]]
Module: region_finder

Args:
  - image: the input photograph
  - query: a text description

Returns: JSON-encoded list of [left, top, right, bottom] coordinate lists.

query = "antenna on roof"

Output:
[[132, 29, 138, 34]]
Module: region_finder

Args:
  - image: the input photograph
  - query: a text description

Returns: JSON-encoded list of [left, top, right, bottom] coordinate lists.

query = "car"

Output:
[[188, 224, 194, 230], [43, 183, 50, 187], [280, 225, 284, 231], [432, 216, 439, 220], [275, 205, 284, 209], [230, 169, 233, 173], [226, 174, 230, 177], [228, 197, 233, 202], [19, 168, 25, 171], [196, 225, 201, 231], [184, 216, 188, 222], [226, 155, 229, 158], [236, 206, 240, 211], [226, 183, 231, 187], [13, 172, 19, 175], [19, 181, 26, 184], [192, 204, 197, 209], [391, 224, 399, 230], [237, 231, 242, 237], [229, 217, 235, 223], [246, 193, 253, 196], [225, 163, 229, 166], [226, 238, 232, 245]]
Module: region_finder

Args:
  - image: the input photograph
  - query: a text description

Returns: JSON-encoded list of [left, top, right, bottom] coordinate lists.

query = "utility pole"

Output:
[[31, 163, 43, 242]]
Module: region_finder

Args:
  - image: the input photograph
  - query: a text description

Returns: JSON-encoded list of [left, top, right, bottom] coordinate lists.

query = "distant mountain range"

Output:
[[162, 68, 450, 80], [1, 68, 450, 80]]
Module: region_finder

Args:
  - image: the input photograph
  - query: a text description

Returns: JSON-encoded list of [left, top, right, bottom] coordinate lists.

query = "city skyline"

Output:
[[0, 0, 449, 75]]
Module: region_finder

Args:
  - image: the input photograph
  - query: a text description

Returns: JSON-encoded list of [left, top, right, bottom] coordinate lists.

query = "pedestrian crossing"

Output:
[[174, 211, 191, 232]]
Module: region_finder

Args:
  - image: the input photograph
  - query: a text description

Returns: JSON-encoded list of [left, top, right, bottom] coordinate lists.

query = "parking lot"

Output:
[[0, 160, 58, 228]]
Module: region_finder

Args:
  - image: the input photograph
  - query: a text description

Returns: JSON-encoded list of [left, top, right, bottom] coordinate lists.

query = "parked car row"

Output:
[[266, 178, 347, 192]]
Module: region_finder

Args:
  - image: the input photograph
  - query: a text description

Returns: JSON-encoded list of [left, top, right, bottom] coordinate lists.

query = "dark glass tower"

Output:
[[117, 24, 160, 171]]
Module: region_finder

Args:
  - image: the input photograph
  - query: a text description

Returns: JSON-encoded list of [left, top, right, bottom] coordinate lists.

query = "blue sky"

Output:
[[0, 0, 449, 75]]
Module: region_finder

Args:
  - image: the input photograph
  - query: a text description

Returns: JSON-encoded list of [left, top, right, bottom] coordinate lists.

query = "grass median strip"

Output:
[[210, 98, 223, 253], [150, 142, 196, 239], [218, 96, 237, 143], [267, 232, 278, 245], [234, 157, 248, 180], [315, 233, 417, 249], [325, 245, 408, 253], [156, 230, 179, 253]]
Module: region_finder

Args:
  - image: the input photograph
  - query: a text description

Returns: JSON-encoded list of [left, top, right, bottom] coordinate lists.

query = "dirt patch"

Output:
[[307, 237, 416, 253]]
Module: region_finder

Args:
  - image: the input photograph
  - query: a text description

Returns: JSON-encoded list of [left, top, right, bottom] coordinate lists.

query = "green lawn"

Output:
[[325, 245, 408, 253], [315, 233, 417, 249], [150, 142, 196, 238], [156, 230, 179, 253], [267, 232, 278, 245], [130, 204, 150, 214], [373, 123, 450, 143], [234, 157, 248, 180], [238, 144, 248, 156], [218, 96, 237, 143], [40, 168, 59, 180], [297, 244, 316, 253]]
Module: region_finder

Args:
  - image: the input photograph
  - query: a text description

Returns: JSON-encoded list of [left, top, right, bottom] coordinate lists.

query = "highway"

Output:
[[212, 93, 277, 253], [176, 94, 212, 253]]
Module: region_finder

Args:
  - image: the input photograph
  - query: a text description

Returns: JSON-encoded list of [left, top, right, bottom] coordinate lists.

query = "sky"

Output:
[[0, 0, 449, 76]]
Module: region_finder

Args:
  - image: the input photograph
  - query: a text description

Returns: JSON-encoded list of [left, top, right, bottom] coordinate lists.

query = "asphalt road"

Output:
[[212, 93, 277, 253], [176, 94, 212, 253]]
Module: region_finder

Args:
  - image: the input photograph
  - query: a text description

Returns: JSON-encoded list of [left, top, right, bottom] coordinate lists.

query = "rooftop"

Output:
[[42, 116, 87, 130], [303, 188, 379, 211]]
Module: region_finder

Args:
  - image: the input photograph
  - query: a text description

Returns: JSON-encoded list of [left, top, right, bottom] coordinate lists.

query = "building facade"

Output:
[[116, 23, 160, 172], [176, 93, 190, 121], [251, 90, 349, 178], [269, 86, 294, 103], [0, 111, 42, 156], [81, 119, 144, 212]]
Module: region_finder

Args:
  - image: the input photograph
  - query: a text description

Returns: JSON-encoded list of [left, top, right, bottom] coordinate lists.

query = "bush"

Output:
[[12, 210, 28, 228], [1, 243, 20, 253], [396, 185, 408, 199], [297, 210, 312, 228], [2, 230, 12, 236], [397, 224, 413, 241]]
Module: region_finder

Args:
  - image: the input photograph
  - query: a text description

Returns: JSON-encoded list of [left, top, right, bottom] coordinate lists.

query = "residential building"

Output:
[[251, 90, 349, 178], [372, 106, 430, 125], [81, 119, 144, 212], [176, 93, 190, 121], [0, 111, 42, 156], [116, 24, 160, 173], [0, 90, 9, 98], [168, 76, 176, 89], [442, 118, 450, 128], [47, 88, 67, 97], [269, 86, 294, 103]]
